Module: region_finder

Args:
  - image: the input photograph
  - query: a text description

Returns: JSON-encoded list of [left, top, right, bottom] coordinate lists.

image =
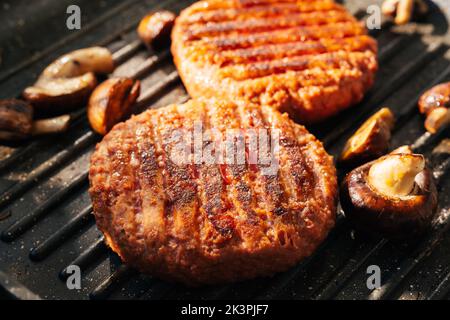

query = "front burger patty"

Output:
[[89, 98, 337, 285]]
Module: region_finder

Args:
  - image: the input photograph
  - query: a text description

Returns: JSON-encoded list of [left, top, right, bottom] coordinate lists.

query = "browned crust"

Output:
[[87, 78, 141, 135], [171, 0, 378, 124], [340, 161, 438, 238], [89, 98, 337, 285]]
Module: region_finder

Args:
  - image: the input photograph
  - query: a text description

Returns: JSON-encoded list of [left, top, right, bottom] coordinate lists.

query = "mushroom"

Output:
[[340, 152, 438, 239], [87, 77, 140, 135], [390, 144, 413, 154], [31, 115, 71, 136], [418, 82, 450, 134], [382, 0, 429, 25], [137, 10, 176, 50], [23, 47, 115, 114], [0, 99, 70, 141], [339, 107, 395, 168]]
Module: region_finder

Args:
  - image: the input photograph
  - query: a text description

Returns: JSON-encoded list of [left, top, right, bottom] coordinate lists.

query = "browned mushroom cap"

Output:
[[340, 153, 438, 239], [0, 99, 33, 140], [137, 10, 176, 50], [23, 47, 114, 114], [339, 108, 395, 168], [87, 77, 141, 135], [419, 82, 450, 115], [418, 82, 450, 133]]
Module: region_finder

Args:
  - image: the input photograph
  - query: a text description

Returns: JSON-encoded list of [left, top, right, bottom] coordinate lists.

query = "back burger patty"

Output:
[[89, 99, 337, 285], [172, 0, 378, 124]]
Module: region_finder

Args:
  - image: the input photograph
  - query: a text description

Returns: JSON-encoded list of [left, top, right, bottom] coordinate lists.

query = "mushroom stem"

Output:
[[390, 145, 413, 154], [425, 107, 450, 134], [31, 115, 71, 136], [340, 151, 437, 238], [368, 154, 425, 198], [382, 0, 400, 17], [395, 0, 414, 25], [382, 0, 428, 25]]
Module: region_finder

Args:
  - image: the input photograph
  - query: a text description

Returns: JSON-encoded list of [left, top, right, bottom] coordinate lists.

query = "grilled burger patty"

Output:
[[89, 99, 337, 285], [172, 0, 378, 124]]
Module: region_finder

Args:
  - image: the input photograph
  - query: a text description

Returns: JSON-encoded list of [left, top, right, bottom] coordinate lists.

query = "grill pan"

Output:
[[0, 0, 449, 300]]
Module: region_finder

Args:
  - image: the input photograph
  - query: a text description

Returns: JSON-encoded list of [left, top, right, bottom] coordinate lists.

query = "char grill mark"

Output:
[[213, 36, 377, 66], [155, 107, 199, 242], [182, 1, 341, 25], [187, 22, 366, 49], [261, 110, 316, 233], [207, 103, 262, 236], [106, 122, 144, 261], [266, 109, 315, 205], [129, 121, 146, 258], [148, 114, 170, 244], [201, 164, 235, 238], [183, 10, 355, 40], [195, 103, 235, 238], [219, 51, 375, 81], [293, 125, 337, 242], [134, 116, 165, 256], [280, 136, 314, 205]]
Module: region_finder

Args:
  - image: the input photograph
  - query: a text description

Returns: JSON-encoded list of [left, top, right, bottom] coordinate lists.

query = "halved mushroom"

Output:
[[137, 10, 176, 50], [23, 47, 114, 114], [23, 73, 97, 115], [339, 108, 395, 168], [0, 99, 70, 141], [418, 82, 450, 133], [39, 47, 114, 79], [0, 99, 33, 140], [340, 153, 438, 239], [87, 77, 140, 135]]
